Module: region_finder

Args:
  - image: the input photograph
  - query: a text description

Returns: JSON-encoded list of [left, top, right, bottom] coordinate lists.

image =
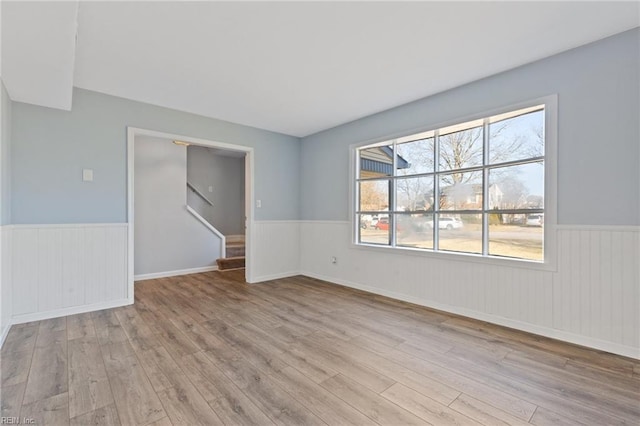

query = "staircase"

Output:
[[217, 234, 245, 270]]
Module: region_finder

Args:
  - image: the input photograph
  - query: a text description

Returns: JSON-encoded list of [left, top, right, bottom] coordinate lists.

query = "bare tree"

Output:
[[359, 181, 388, 211], [526, 194, 544, 208], [439, 127, 484, 185], [496, 178, 528, 209], [397, 178, 432, 211], [366, 110, 544, 213]]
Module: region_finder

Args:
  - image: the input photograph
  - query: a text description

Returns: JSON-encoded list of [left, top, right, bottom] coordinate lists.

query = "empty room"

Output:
[[1, 1, 639, 425]]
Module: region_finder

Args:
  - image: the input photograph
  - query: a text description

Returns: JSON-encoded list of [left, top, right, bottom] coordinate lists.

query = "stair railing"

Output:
[[185, 183, 225, 258], [187, 182, 214, 206]]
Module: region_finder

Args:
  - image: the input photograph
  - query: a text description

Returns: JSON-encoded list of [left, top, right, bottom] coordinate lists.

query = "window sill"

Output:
[[350, 242, 557, 272]]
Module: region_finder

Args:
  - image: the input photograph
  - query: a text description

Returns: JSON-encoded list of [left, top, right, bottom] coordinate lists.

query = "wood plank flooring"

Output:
[[1, 270, 639, 425]]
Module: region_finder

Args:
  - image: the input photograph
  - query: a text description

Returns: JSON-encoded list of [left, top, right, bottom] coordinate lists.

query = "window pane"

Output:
[[358, 180, 389, 212], [439, 125, 483, 171], [439, 171, 483, 210], [489, 109, 544, 164], [355, 103, 548, 264], [437, 214, 482, 254], [489, 214, 543, 261], [359, 214, 389, 245], [396, 138, 434, 176], [488, 162, 544, 210], [397, 213, 433, 249], [359, 145, 395, 178], [396, 176, 434, 212]]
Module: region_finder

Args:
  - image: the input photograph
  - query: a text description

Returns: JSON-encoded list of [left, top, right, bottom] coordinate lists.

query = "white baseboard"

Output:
[[250, 270, 300, 284], [134, 266, 218, 282], [301, 271, 640, 360], [0, 322, 12, 348], [11, 298, 132, 325]]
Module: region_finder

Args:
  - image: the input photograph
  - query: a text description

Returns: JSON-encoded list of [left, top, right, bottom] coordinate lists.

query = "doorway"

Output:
[[126, 127, 255, 303], [186, 144, 247, 269]]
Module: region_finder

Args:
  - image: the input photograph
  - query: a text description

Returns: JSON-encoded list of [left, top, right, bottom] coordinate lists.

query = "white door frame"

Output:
[[126, 127, 255, 302]]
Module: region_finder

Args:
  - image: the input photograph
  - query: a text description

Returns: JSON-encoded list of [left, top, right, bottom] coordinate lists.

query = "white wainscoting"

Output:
[[0, 226, 13, 346], [4, 220, 636, 358], [299, 221, 640, 359], [9, 223, 129, 323], [134, 265, 218, 282], [250, 221, 301, 283]]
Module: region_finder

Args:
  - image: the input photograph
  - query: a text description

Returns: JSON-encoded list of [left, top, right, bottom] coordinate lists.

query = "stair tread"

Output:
[[217, 256, 246, 271], [226, 235, 245, 242]]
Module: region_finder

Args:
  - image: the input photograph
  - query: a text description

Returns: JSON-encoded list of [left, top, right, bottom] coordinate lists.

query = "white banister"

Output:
[[186, 205, 226, 258]]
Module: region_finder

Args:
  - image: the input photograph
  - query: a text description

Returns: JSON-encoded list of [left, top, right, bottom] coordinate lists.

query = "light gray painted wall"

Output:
[[187, 145, 245, 236], [301, 28, 640, 226], [1, 79, 12, 339], [1, 81, 11, 225], [134, 136, 221, 275], [11, 88, 300, 224]]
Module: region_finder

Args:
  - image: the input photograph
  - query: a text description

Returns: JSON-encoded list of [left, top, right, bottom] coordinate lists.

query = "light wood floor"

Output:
[[1, 271, 639, 425]]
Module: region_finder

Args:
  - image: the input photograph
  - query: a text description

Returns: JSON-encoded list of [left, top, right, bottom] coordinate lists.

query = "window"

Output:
[[355, 103, 548, 262]]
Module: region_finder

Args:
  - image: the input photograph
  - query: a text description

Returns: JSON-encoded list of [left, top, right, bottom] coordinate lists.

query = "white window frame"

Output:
[[350, 95, 558, 271]]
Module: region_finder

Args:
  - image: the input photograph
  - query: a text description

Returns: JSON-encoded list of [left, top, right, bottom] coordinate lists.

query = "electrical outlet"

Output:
[[331, 256, 337, 264]]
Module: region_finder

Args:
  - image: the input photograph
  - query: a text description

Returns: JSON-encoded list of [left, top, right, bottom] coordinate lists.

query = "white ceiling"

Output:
[[1, 1, 78, 110], [2, 2, 639, 137]]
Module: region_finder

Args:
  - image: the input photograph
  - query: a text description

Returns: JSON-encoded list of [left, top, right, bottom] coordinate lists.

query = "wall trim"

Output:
[[300, 271, 640, 360], [296, 220, 350, 225], [134, 266, 218, 282], [6, 223, 127, 229], [555, 224, 640, 232], [11, 298, 131, 325], [252, 220, 301, 224], [253, 220, 349, 225], [296, 220, 640, 231], [251, 270, 300, 284], [0, 322, 11, 348]]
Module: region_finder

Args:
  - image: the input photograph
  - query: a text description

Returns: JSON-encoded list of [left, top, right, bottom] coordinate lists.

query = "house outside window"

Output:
[[355, 101, 552, 263]]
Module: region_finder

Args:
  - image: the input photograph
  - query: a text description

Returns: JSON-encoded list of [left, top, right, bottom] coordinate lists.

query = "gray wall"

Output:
[[1, 79, 12, 338], [300, 28, 640, 226], [187, 145, 245, 236], [1, 81, 11, 225], [11, 88, 300, 224], [134, 136, 221, 275], [6, 29, 639, 227]]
